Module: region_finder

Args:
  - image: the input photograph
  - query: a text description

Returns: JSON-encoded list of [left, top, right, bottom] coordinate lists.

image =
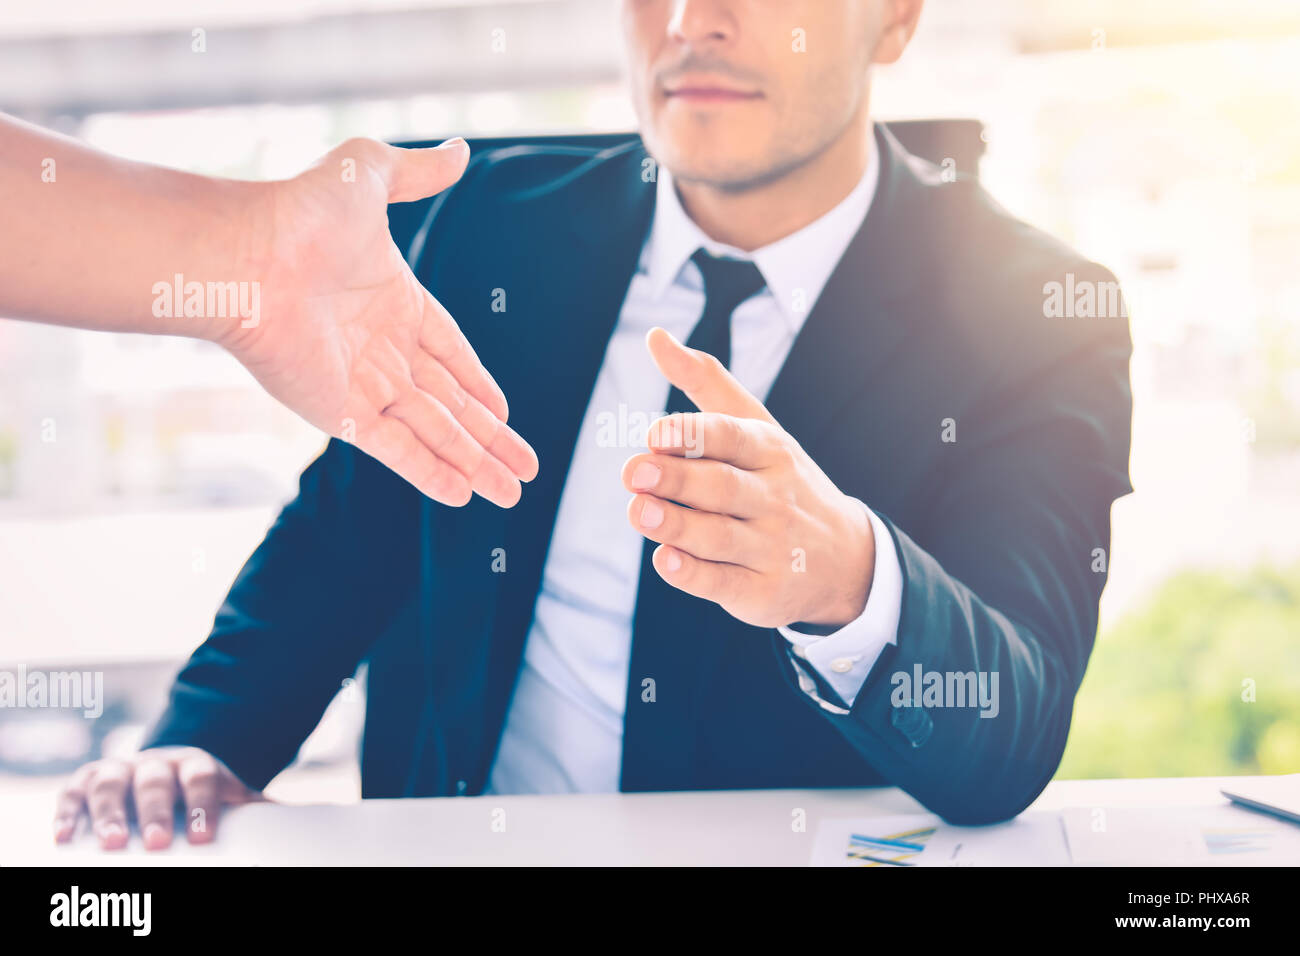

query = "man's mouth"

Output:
[[662, 75, 762, 105]]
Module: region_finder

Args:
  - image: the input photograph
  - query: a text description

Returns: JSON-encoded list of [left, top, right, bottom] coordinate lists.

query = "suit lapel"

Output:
[[764, 124, 934, 452]]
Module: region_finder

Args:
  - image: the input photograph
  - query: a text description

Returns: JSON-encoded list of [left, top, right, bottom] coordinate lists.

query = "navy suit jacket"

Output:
[[144, 125, 1133, 825]]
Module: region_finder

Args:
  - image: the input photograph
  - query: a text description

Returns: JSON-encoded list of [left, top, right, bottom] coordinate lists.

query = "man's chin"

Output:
[[650, 125, 819, 193], [662, 155, 798, 194]]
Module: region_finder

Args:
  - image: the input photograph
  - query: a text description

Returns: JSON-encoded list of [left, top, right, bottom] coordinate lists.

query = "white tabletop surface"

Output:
[[0, 775, 1289, 866]]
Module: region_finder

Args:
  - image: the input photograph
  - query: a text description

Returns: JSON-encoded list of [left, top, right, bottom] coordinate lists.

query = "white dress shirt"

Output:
[[485, 140, 902, 794]]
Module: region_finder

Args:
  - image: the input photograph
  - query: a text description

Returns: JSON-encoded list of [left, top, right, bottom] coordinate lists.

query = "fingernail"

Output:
[[53, 819, 73, 842], [438, 136, 469, 153], [663, 549, 682, 572], [631, 462, 661, 490], [639, 499, 664, 529], [143, 823, 169, 848], [97, 822, 126, 847]]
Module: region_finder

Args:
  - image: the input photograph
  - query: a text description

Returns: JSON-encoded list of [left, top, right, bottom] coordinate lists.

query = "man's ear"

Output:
[[872, 0, 924, 66]]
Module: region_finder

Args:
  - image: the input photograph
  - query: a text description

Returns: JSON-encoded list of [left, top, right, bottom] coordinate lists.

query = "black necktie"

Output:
[[621, 249, 766, 792], [665, 249, 767, 414]]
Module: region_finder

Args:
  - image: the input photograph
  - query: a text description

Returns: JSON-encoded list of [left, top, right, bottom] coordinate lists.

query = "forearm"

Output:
[[0, 112, 266, 342]]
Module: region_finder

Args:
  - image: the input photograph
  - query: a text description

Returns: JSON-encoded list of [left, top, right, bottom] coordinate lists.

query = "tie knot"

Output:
[[691, 248, 766, 315]]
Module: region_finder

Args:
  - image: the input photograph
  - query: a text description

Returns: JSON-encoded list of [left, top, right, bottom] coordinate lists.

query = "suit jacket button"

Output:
[[890, 705, 934, 748]]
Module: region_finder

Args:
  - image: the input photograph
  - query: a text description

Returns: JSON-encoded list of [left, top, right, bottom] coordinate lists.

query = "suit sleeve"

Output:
[[775, 264, 1134, 825], [140, 440, 420, 790]]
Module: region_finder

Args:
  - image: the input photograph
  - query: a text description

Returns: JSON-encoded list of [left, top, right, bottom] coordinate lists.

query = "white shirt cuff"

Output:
[[777, 503, 902, 709]]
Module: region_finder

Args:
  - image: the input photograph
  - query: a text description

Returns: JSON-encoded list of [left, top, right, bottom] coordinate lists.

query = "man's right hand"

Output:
[[54, 747, 261, 851]]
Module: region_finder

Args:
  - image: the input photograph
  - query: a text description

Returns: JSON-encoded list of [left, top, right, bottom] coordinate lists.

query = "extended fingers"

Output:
[[622, 452, 765, 518], [352, 414, 473, 506], [628, 492, 763, 568], [646, 412, 780, 469], [384, 389, 522, 508], [650, 544, 757, 608], [410, 350, 538, 482], [645, 327, 775, 422]]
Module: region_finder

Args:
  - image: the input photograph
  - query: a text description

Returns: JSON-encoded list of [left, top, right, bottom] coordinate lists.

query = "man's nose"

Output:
[[667, 0, 737, 48]]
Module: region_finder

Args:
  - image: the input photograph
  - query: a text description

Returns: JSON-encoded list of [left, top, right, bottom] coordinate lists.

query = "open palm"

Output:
[[222, 137, 536, 507]]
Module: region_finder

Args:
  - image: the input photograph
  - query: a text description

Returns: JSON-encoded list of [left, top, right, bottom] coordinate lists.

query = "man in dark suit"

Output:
[[56, 0, 1132, 849]]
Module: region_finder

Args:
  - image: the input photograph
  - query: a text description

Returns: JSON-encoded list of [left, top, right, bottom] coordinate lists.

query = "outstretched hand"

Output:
[[222, 137, 537, 507]]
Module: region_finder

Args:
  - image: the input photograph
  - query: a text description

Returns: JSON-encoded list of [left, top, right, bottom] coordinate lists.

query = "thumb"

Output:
[[646, 326, 775, 423], [375, 137, 471, 204]]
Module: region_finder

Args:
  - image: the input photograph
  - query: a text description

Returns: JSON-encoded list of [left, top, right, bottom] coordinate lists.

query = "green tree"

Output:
[[1059, 564, 1300, 779]]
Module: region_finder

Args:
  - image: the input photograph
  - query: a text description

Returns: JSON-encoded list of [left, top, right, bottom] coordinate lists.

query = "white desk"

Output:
[[0, 775, 1287, 866]]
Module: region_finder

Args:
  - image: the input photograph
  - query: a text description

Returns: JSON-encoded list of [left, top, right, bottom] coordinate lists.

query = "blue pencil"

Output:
[[850, 833, 927, 852]]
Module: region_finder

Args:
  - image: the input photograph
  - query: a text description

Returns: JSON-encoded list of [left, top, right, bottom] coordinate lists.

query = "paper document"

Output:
[[1061, 804, 1300, 866], [920, 813, 1070, 866]]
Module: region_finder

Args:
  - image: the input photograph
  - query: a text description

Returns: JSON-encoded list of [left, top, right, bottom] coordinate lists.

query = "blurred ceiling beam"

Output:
[[0, 0, 623, 121], [2, 0, 1296, 122]]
